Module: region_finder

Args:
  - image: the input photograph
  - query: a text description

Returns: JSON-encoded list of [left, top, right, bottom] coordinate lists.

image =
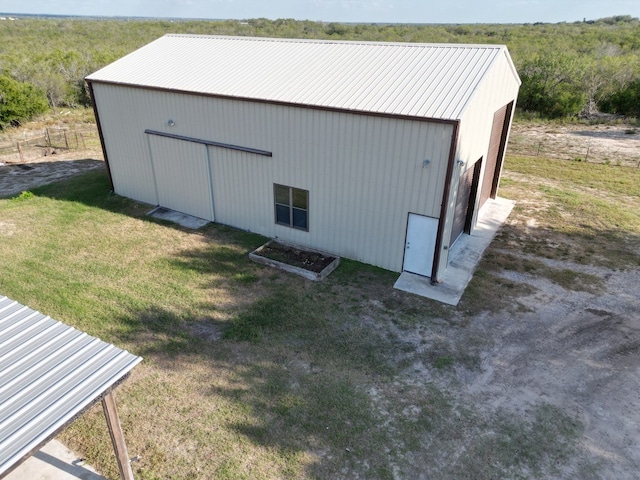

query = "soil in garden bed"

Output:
[[257, 242, 336, 273]]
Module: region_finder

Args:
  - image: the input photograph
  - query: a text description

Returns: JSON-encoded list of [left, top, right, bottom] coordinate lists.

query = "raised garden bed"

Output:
[[249, 240, 340, 281]]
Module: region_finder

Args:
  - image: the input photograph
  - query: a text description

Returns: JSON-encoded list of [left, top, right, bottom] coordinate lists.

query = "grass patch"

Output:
[[482, 251, 605, 293], [433, 355, 455, 369], [505, 155, 640, 199], [223, 287, 302, 342], [500, 155, 640, 270], [460, 268, 536, 315], [12, 190, 35, 201], [445, 404, 584, 479]]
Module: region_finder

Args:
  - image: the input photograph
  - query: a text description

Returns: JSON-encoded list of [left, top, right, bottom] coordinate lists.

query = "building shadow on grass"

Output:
[[27, 167, 277, 252], [116, 300, 401, 478], [106, 238, 428, 478]]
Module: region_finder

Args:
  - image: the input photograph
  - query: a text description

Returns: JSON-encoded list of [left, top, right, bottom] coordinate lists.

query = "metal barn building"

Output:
[[86, 35, 520, 283]]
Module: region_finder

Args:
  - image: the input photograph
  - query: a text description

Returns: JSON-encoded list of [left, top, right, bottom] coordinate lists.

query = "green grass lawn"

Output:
[[2, 170, 444, 479], [498, 156, 640, 270], [1, 158, 639, 479]]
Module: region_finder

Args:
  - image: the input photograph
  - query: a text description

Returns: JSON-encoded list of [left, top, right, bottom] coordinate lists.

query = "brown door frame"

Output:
[[464, 157, 483, 234]]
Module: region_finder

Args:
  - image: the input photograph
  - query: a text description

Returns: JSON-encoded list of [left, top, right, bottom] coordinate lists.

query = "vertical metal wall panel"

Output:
[[436, 52, 521, 275], [91, 84, 158, 205], [208, 146, 272, 232], [479, 104, 509, 208], [148, 135, 213, 221], [92, 84, 454, 272]]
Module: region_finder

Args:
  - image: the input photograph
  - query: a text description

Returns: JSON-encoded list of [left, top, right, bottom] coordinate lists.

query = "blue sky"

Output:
[[1, 0, 638, 24]]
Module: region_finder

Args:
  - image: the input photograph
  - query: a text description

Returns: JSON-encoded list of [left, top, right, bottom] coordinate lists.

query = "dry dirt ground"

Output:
[[447, 264, 640, 478], [510, 121, 640, 167], [0, 148, 104, 198], [1, 125, 639, 478]]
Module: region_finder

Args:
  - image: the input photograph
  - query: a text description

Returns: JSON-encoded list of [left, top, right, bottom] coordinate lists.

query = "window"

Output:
[[274, 184, 308, 231]]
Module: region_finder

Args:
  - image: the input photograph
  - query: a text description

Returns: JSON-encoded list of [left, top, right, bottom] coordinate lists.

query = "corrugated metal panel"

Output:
[[87, 35, 519, 121], [92, 85, 158, 205], [436, 51, 521, 275], [203, 98, 453, 271], [92, 81, 453, 271], [0, 296, 142, 476], [148, 135, 214, 221]]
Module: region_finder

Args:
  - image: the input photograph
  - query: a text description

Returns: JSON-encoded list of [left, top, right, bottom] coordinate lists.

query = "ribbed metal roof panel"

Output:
[[0, 295, 142, 476], [86, 35, 519, 120]]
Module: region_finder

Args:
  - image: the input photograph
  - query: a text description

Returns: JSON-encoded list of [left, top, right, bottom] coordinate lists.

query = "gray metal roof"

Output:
[[86, 34, 520, 120], [0, 295, 142, 476]]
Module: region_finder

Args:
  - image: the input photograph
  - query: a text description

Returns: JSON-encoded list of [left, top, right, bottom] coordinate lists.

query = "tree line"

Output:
[[1, 15, 639, 128]]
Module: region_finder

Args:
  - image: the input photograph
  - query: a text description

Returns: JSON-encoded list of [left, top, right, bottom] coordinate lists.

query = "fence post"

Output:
[[79, 132, 86, 149], [64, 131, 69, 149], [45, 128, 52, 155], [17, 141, 24, 163], [536, 142, 542, 156]]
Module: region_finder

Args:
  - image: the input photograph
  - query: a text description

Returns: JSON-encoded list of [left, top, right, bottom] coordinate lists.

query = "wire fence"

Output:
[[0, 127, 100, 164], [507, 129, 640, 168], [2, 124, 639, 168]]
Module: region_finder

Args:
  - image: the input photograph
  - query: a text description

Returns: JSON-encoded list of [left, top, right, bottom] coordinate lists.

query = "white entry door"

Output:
[[403, 213, 439, 277]]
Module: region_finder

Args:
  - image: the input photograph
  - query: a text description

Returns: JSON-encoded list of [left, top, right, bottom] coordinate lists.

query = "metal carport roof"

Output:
[[0, 295, 142, 479]]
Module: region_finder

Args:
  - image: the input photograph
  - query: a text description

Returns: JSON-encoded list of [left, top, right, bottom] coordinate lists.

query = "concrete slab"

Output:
[[147, 206, 209, 229], [394, 197, 515, 305], [4, 439, 106, 480]]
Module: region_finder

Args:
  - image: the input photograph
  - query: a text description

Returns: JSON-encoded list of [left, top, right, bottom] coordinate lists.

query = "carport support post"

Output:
[[101, 390, 135, 480]]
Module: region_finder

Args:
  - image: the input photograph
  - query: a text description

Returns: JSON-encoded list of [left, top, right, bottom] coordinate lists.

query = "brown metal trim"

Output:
[[465, 158, 483, 234], [87, 80, 459, 126], [430, 120, 460, 284], [87, 80, 114, 192]]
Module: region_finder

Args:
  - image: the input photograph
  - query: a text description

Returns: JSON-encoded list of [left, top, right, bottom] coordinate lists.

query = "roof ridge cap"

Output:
[[161, 34, 507, 49]]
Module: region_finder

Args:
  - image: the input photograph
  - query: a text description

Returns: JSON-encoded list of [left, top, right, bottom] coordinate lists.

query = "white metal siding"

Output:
[[435, 51, 520, 276], [0, 296, 142, 476], [93, 86, 158, 205], [148, 135, 214, 221], [208, 145, 271, 232], [91, 84, 454, 272], [87, 35, 517, 121]]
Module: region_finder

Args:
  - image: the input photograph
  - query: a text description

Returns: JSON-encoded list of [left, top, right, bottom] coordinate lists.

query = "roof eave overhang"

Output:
[[86, 79, 461, 125]]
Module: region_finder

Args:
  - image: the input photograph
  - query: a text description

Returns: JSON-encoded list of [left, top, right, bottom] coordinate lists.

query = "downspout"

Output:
[[86, 80, 114, 192], [430, 120, 460, 284]]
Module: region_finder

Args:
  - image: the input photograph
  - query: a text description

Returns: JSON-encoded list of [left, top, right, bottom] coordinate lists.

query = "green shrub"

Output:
[[12, 191, 35, 201], [601, 79, 640, 117], [518, 53, 587, 118], [0, 75, 49, 129]]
